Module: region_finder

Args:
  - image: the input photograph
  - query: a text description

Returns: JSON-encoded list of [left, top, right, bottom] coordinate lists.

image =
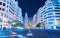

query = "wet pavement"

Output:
[[14, 29, 60, 38], [0, 30, 27, 38], [0, 29, 60, 38]]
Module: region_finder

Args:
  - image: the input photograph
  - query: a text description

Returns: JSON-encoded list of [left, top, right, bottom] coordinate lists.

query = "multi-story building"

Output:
[[32, 14, 37, 26], [0, 0, 23, 29], [36, 7, 42, 24], [17, 6, 23, 23], [37, 0, 60, 29]]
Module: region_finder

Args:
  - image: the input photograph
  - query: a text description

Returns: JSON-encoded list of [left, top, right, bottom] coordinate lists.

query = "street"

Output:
[[0, 0, 59, 38], [14, 29, 60, 38], [0, 29, 60, 38], [0, 30, 27, 38]]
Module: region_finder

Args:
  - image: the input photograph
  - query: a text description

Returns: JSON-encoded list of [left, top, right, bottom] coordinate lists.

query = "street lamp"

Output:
[[12, 22, 16, 25]]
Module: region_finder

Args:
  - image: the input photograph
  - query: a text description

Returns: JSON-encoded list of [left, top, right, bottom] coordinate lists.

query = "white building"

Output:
[[32, 14, 37, 26], [33, 8, 43, 26], [0, 0, 23, 29], [36, 7, 43, 24], [17, 6, 23, 23], [36, 0, 60, 29]]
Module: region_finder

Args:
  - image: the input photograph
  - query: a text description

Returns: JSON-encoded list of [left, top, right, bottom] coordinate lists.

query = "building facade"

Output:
[[37, 0, 60, 29], [32, 14, 37, 26], [36, 7, 42, 24], [0, 0, 23, 29], [17, 6, 23, 23]]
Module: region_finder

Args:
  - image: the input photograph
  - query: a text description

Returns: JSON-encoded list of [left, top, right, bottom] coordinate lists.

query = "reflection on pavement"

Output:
[[0, 30, 28, 38], [0, 34, 28, 38], [12, 31, 17, 35]]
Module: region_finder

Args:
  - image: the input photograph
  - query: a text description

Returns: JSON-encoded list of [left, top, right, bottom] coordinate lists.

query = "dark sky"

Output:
[[18, 0, 46, 18]]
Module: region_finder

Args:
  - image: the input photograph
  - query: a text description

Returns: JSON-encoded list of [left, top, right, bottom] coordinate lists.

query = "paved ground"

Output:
[[14, 29, 60, 38], [0, 29, 60, 38], [0, 30, 27, 38]]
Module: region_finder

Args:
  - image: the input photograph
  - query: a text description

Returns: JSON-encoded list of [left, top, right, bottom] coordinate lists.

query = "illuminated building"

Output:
[[17, 7, 23, 23], [37, 0, 60, 29], [36, 7, 42, 24], [32, 14, 37, 26], [0, 0, 23, 29]]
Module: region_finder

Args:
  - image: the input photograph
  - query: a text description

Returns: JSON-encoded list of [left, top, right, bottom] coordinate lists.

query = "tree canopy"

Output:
[[12, 20, 22, 27], [36, 23, 44, 27]]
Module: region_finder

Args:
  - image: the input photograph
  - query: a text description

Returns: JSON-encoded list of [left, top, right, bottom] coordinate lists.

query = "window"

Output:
[[47, 7, 52, 10], [45, 16, 54, 19], [0, 18, 2, 22], [8, 21, 10, 23], [7, 1, 9, 4], [55, 16, 60, 17], [2, 8, 5, 11], [3, 0, 6, 2], [0, 2, 2, 5], [48, 13, 54, 15], [6, 15, 8, 18], [0, 8, 1, 10], [48, 19, 54, 21], [9, 9, 14, 14], [56, 19, 60, 20], [7, 5, 8, 8], [4, 14, 8, 18], [48, 22, 53, 24], [55, 7, 60, 9], [6, 10, 8, 13], [1, 13, 3, 16], [46, 10, 60, 13], [3, 3, 5, 6], [48, 16, 54, 18], [0, 20, 2, 22], [4, 14, 6, 17], [55, 13, 60, 15]]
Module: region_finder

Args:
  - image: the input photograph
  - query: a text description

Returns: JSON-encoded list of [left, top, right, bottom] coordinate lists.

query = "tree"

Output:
[[28, 24, 32, 29], [12, 20, 21, 27], [36, 23, 44, 27]]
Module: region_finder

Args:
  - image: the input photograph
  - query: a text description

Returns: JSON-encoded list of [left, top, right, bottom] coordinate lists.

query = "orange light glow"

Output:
[[3, 22, 8, 26]]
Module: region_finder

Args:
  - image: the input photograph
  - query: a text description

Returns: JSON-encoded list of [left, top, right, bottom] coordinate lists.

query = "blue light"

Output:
[[58, 0, 60, 3], [16, 27, 24, 30], [53, 26, 56, 29]]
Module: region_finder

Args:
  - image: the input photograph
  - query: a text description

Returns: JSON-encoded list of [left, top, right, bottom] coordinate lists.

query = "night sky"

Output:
[[18, 0, 46, 18]]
